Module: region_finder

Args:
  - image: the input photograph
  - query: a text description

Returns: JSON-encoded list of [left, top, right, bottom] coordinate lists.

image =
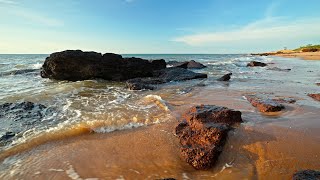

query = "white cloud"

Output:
[[172, 17, 320, 46], [0, 0, 18, 4]]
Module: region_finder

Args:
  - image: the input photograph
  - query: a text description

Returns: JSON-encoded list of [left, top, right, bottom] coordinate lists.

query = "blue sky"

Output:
[[0, 0, 320, 54]]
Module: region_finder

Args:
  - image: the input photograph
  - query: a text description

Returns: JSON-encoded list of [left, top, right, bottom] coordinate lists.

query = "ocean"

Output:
[[0, 54, 319, 179]]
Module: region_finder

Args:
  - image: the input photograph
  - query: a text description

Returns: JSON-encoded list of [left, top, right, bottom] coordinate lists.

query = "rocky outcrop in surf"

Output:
[[217, 73, 232, 81], [308, 93, 320, 101], [267, 67, 291, 72], [0, 102, 54, 146], [126, 67, 208, 90], [247, 61, 267, 67], [175, 105, 242, 170], [41, 50, 166, 81], [292, 170, 320, 180], [168, 60, 206, 69], [245, 95, 285, 112]]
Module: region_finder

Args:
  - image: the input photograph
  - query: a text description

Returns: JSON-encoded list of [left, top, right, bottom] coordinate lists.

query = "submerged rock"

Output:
[[41, 50, 166, 81], [245, 95, 285, 112], [308, 93, 320, 101], [247, 61, 267, 67], [169, 60, 206, 69], [126, 67, 207, 90], [0, 102, 53, 146], [267, 67, 291, 72], [217, 73, 232, 81], [292, 170, 320, 180], [175, 105, 242, 170]]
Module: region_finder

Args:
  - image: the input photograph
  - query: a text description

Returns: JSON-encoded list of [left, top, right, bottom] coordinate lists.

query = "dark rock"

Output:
[[316, 83, 320, 86], [267, 67, 291, 72], [308, 94, 320, 101], [292, 170, 320, 180], [245, 95, 285, 112], [154, 67, 207, 82], [187, 60, 206, 69], [247, 61, 267, 67], [41, 50, 166, 81], [217, 73, 232, 81], [169, 60, 206, 69], [126, 77, 162, 90], [0, 102, 53, 146], [175, 105, 242, 170], [126, 67, 207, 90]]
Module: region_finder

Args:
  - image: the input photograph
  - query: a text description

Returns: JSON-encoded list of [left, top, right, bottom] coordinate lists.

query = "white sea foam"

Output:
[[143, 95, 169, 111], [32, 63, 42, 69], [93, 122, 145, 133]]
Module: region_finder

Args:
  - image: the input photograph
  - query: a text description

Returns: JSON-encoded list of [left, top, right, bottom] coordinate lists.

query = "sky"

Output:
[[0, 0, 320, 54]]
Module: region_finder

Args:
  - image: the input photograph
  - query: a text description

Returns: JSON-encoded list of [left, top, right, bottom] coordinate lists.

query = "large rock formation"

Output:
[[41, 50, 166, 81], [175, 105, 242, 170], [245, 95, 285, 112], [126, 67, 207, 90], [247, 61, 267, 67]]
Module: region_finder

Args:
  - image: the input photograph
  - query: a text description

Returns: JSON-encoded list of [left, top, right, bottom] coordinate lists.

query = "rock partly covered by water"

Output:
[[217, 73, 232, 81], [168, 60, 206, 69], [247, 61, 267, 67], [308, 93, 320, 101], [267, 67, 291, 72], [175, 105, 242, 170], [41, 50, 166, 81], [126, 67, 207, 90], [292, 170, 320, 180], [0, 102, 53, 146], [245, 95, 285, 112]]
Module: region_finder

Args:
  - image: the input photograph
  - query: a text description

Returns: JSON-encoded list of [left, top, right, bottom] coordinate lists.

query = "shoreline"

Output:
[[1, 85, 320, 179], [252, 51, 320, 60]]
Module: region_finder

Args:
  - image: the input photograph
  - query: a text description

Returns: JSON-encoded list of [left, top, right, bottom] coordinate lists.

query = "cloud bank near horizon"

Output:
[[173, 17, 320, 47]]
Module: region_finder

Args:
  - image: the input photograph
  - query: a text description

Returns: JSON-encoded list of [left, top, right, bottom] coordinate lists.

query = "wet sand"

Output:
[[274, 52, 320, 60], [1, 87, 319, 179]]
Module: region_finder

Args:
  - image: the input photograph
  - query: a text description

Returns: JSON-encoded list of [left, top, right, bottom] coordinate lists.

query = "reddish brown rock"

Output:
[[245, 95, 285, 112], [316, 83, 320, 86], [247, 61, 267, 67], [308, 93, 320, 101], [182, 105, 242, 129], [175, 105, 242, 170], [292, 170, 320, 180]]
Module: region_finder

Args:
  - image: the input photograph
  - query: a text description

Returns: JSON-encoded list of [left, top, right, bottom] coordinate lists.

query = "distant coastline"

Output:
[[252, 44, 320, 60]]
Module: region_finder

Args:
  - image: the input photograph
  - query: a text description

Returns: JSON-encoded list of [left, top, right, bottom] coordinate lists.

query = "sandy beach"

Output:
[[1, 53, 320, 179], [274, 51, 320, 60]]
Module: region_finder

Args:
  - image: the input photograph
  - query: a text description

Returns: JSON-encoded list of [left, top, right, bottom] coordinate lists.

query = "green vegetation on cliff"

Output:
[[294, 44, 320, 52]]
